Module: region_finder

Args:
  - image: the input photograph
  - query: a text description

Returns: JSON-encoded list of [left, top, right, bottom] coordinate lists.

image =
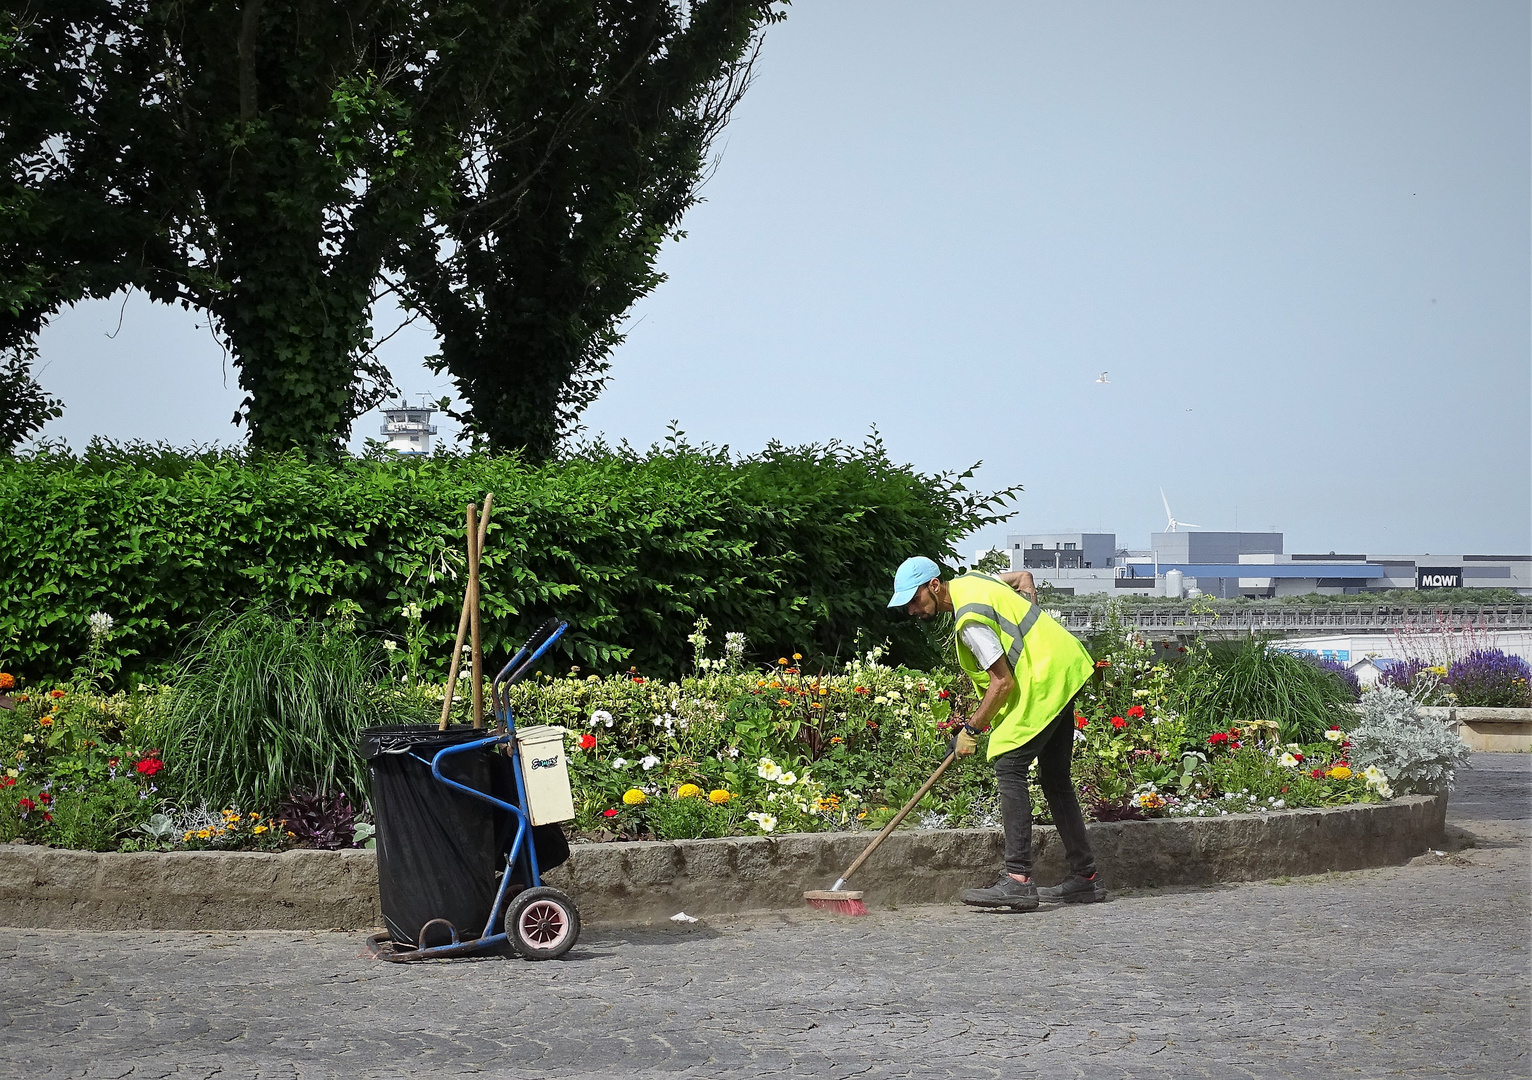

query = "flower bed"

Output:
[[0, 616, 1466, 853]]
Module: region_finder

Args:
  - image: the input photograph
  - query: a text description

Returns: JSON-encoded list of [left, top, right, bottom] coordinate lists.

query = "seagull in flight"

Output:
[[1095, 371, 1109, 384]]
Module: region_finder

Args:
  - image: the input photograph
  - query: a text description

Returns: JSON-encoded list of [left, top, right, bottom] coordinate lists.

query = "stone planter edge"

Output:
[[0, 794, 1445, 931]]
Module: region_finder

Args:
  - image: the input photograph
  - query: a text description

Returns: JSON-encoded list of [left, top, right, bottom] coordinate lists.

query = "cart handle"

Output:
[[491, 619, 568, 714]]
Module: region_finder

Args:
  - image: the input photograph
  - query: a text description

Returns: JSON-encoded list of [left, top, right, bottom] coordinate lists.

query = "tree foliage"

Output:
[[0, 1, 784, 456], [0, 341, 63, 453], [396, 0, 783, 459]]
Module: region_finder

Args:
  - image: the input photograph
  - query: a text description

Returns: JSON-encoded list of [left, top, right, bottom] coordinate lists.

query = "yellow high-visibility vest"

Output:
[[948, 573, 1094, 759]]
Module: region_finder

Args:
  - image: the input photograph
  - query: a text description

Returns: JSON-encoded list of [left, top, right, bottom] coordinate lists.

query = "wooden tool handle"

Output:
[[439, 494, 494, 730], [837, 751, 957, 885]]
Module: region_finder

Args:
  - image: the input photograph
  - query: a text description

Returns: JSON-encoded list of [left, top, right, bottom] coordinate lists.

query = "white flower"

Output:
[[746, 812, 778, 833], [87, 611, 113, 640], [611, 757, 628, 770], [1376, 783, 1394, 799], [778, 771, 797, 786], [727, 747, 740, 759], [403, 602, 423, 621], [1279, 753, 1301, 768], [382, 640, 398, 652], [591, 710, 614, 729], [757, 758, 782, 782], [1272, 799, 1285, 809], [640, 755, 661, 771], [1324, 728, 1345, 743], [1363, 765, 1386, 783]]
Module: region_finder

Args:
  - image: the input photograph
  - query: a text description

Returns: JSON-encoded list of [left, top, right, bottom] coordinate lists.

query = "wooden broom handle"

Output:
[[439, 494, 493, 729], [838, 751, 957, 884]]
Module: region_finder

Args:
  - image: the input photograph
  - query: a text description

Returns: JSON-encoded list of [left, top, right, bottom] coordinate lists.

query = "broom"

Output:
[[804, 750, 958, 915]]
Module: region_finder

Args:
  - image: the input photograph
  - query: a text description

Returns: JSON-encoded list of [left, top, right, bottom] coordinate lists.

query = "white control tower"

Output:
[[380, 402, 438, 455]]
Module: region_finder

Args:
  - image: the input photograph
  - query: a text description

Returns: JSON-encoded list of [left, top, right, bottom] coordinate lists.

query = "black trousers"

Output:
[[992, 699, 1096, 879]]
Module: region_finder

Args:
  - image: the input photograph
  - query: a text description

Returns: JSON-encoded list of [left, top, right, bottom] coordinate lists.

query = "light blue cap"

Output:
[[888, 556, 941, 607]]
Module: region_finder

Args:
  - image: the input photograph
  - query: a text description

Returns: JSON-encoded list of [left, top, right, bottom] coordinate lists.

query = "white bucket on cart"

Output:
[[516, 725, 577, 826]]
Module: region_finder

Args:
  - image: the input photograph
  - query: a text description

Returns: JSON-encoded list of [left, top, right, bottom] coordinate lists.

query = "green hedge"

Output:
[[0, 435, 1014, 682]]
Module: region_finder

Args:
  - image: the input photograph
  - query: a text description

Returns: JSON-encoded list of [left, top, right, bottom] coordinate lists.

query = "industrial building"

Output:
[[1001, 531, 1532, 598]]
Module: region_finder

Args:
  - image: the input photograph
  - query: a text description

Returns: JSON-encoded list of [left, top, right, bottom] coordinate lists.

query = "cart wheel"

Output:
[[508, 886, 580, 960]]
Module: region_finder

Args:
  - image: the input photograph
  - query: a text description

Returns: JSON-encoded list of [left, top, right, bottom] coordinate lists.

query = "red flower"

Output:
[[1110, 716, 1127, 729], [1328, 725, 1340, 731], [579, 734, 597, 751], [938, 690, 950, 700], [49, 689, 65, 699], [1075, 716, 1089, 729], [1281, 786, 1289, 794], [1177, 646, 1187, 653], [1311, 769, 1325, 779], [17, 798, 34, 812], [1095, 659, 1112, 669], [134, 758, 165, 778], [42, 813, 52, 823], [1126, 705, 1145, 719], [1293, 752, 1305, 762], [1207, 732, 1229, 746], [1230, 740, 1242, 749], [37, 791, 51, 804], [0, 777, 12, 788], [866, 720, 878, 728], [1342, 740, 1352, 749], [108, 757, 120, 769], [632, 677, 645, 684], [602, 808, 619, 818]]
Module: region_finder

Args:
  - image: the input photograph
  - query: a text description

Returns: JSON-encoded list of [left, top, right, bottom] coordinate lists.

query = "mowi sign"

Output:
[[1416, 566, 1463, 589]]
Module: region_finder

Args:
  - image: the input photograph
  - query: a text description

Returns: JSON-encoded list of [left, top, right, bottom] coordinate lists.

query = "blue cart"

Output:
[[366, 619, 579, 962]]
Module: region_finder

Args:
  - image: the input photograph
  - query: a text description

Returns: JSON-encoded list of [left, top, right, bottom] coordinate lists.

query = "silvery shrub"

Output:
[[1349, 688, 1470, 795]]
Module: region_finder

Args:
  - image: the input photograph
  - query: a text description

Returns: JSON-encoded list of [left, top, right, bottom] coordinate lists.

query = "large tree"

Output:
[[393, 0, 782, 459], [1, 0, 780, 455]]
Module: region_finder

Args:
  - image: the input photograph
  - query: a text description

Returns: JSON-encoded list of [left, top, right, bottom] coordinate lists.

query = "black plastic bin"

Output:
[[360, 724, 570, 947]]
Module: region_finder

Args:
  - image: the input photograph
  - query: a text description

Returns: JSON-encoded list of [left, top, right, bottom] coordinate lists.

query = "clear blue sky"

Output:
[[35, 1, 1531, 556]]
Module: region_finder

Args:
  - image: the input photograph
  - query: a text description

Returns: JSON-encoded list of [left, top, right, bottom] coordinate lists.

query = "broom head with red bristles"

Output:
[[803, 889, 868, 916]]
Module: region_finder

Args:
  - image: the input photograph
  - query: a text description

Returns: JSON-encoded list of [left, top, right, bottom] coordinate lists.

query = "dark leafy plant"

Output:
[[1445, 649, 1532, 708], [1181, 638, 1356, 745], [278, 790, 358, 850], [152, 607, 399, 811]]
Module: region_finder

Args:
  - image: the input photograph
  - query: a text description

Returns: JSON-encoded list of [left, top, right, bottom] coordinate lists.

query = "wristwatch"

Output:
[[962, 723, 983, 737]]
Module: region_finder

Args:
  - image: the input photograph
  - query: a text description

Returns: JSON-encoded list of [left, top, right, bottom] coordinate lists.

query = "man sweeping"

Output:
[[888, 556, 1105, 910]]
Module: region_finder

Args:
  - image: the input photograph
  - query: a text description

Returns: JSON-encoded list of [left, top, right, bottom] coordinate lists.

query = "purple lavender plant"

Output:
[[1445, 649, 1532, 708], [1378, 657, 1430, 692], [1305, 655, 1361, 701]]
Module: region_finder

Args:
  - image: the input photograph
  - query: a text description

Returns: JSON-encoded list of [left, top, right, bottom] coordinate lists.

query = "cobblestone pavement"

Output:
[[2, 755, 1527, 1080]]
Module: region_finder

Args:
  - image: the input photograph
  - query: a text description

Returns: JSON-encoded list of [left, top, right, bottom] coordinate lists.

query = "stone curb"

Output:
[[0, 795, 1445, 930]]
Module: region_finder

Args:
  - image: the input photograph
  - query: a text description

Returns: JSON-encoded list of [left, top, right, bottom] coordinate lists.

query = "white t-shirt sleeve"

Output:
[[959, 623, 1004, 671]]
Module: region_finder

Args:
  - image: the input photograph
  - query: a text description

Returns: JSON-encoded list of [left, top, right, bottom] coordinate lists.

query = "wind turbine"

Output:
[[1160, 488, 1201, 532]]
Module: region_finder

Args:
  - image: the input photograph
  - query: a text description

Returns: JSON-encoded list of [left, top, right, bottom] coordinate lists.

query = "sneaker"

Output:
[[959, 874, 1039, 911], [1037, 874, 1106, 904]]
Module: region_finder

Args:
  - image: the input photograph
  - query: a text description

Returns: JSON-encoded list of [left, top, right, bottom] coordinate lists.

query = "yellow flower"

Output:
[[756, 680, 766, 687], [707, 789, 731, 804], [1327, 766, 1352, 780], [38, 716, 53, 728], [183, 831, 194, 841], [250, 811, 260, 819], [777, 658, 788, 665], [676, 784, 702, 799], [253, 825, 268, 835], [818, 687, 828, 695], [196, 830, 211, 840], [793, 653, 802, 660], [622, 788, 647, 806]]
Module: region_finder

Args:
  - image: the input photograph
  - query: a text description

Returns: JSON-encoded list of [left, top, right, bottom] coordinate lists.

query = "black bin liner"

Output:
[[360, 724, 570, 946]]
